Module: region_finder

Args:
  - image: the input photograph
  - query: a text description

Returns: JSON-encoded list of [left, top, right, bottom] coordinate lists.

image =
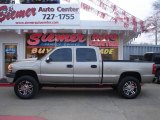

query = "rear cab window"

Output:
[[76, 48, 97, 62]]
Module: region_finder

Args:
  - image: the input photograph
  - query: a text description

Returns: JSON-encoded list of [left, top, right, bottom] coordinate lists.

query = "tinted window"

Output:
[[50, 48, 72, 62], [144, 53, 153, 61], [76, 48, 97, 62], [154, 55, 160, 64]]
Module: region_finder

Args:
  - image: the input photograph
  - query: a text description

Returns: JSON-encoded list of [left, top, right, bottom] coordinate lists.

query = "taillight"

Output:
[[152, 64, 156, 74]]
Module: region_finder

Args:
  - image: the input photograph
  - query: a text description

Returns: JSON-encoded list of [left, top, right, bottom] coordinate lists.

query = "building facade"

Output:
[[0, 1, 143, 78]]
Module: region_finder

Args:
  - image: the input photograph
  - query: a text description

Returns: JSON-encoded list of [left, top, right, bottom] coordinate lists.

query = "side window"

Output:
[[144, 53, 153, 61], [154, 55, 160, 64], [76, 48, 97, 62], [49, 48, 72, 62]]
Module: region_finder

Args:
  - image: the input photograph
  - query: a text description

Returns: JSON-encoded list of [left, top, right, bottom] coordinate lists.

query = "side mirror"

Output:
[[45, 57, 51, 63]]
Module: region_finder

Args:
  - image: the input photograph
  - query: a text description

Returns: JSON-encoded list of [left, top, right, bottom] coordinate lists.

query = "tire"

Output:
[[111, 85, 117, 90], [14, 76, 39, 99], [39, 84, 43, 90], [118, 76, 141, 99]]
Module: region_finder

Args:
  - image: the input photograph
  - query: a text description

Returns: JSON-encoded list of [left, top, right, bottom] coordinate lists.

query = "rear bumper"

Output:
[[6, 73, 15, 83], [142, 75, 155, 83]]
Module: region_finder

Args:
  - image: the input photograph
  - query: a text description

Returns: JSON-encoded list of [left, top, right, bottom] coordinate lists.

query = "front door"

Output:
[[40, 48, 74, 83], [4, 44, 17, 74]]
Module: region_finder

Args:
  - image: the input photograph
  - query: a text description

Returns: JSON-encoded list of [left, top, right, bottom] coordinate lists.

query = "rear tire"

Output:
[[111, 86, 117, 90], [14, 76, 39, 99], [118, 76, 141, 99]]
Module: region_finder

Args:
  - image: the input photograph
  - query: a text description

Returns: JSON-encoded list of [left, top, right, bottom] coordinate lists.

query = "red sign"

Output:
[[89, 33, 118, 47], [26, 33, 119, 48], [26, 33, 86, 47], [0, 5, 36, 23]]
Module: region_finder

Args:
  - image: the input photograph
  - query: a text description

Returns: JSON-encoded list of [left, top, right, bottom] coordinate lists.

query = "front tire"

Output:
[[14, 76, 39, 99], [118, 77, 141, 99]]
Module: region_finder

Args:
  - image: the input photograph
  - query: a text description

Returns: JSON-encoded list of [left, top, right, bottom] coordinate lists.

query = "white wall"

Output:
[[118, 38, 124, 60], [0, 32, 25, 78]]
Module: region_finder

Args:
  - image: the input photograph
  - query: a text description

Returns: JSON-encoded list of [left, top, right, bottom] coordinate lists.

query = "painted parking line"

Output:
[[0, 116, 46, 120]]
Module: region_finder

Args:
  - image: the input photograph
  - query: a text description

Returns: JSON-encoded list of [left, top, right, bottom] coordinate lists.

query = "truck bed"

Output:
[[102, 60, 154, 83]]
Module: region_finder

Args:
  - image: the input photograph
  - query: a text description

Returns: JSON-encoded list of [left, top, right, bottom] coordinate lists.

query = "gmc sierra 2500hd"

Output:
[[6, 46, 155, 99]]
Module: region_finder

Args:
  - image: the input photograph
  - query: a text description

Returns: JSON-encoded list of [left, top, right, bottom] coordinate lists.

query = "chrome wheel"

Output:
[[18, 80, 33, 96], [118, 77, 141, 99], [14, 76, 39, 99], [123, 81, 137, 97]]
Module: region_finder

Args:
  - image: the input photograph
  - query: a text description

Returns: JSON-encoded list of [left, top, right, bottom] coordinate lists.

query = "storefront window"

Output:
[[25, 33, 118, 60], [26, 33, 87, 59], [4, 44, 17, 74], [89, 33, 119, 60], [100, 48, 118, 60]]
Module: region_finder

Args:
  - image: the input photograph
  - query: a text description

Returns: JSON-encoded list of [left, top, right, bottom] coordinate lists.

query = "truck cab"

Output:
[[40, 46, 102, 84]]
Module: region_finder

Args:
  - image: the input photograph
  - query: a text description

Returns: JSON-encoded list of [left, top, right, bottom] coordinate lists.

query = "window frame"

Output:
[[76, 48, 97, 62], [49, 48, 72, 62]]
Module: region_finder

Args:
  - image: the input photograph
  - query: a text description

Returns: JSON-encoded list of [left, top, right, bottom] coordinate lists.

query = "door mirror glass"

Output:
[[45, 57, 51, 63]]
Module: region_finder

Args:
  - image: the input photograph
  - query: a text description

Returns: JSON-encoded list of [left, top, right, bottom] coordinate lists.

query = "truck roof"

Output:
[[55, 46, 99, 49]]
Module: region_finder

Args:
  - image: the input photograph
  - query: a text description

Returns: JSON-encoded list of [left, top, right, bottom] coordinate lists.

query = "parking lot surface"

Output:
[[0, 83, 160, 120]]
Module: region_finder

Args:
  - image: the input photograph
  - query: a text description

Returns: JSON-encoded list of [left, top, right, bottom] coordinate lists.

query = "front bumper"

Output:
[[6, 73, 15, 83]]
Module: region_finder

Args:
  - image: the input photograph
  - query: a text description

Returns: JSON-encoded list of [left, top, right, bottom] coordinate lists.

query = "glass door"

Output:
[[4, 44, 17, 74]]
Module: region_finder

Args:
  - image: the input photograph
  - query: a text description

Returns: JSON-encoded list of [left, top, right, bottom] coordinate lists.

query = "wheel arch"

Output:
[[14, 70, 39, 83], [119, 72, 141, 84]]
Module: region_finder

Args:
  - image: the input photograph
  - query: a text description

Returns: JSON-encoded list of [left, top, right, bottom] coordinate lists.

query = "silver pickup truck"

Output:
[[6, 46, 155, 99]]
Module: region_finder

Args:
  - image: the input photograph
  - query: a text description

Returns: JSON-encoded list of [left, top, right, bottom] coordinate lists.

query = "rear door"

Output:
[[74, 47, 101, 83], [40, 47, 73, 83]]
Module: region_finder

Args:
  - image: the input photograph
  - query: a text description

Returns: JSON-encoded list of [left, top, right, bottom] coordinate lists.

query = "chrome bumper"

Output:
[[142, 75, 155, 83]]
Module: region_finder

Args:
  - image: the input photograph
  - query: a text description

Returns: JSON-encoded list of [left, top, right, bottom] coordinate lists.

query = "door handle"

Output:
[[91, 65, 97, 68], [67, 64, 73, 68]]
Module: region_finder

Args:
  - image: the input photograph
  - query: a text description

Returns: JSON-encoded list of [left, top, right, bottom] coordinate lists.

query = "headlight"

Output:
[[8, 64, 13, 73]]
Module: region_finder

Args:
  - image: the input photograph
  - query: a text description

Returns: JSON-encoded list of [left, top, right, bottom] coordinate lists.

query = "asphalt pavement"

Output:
[[0, 83, 160, 120]]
